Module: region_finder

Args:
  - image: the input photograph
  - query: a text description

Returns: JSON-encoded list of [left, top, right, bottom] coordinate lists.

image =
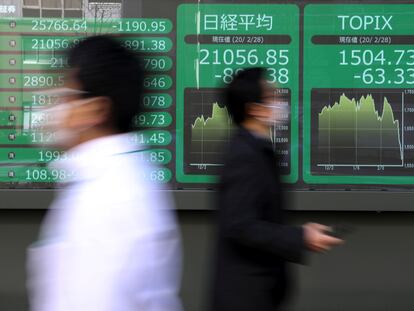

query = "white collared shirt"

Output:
[[27, 134, 182, 311]]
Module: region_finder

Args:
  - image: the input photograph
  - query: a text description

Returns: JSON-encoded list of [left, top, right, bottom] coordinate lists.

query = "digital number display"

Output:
[[304, 4, 414, 185], [0, 10, 175, 186], [176, 4, 299, 184], [1, 1, 414, 192]]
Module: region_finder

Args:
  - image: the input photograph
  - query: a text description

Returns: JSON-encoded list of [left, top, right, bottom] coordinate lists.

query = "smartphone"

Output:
[[326, 224, 355, 239]]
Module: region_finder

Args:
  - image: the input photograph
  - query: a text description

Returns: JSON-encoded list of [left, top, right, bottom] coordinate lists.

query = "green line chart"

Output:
[[318, 93, 404, 167], [310, 89, 414, 173]]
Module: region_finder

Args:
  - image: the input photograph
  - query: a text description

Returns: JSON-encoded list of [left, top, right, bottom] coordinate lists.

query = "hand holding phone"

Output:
[[303, 223, 344, 252], [325, 224, 355, 239]]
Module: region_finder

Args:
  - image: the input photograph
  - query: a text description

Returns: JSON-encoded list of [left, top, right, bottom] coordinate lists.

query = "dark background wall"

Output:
[[1, 208, 414, 311]]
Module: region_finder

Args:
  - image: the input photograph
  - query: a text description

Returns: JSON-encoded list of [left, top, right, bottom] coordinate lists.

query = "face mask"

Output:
[[34, 97, 97, 147], [255, 102, 290, 126], [48, 103, 76, 147]]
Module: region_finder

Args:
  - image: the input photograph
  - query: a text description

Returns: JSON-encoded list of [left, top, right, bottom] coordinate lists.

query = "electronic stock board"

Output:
[[1, 0, 414, 196]]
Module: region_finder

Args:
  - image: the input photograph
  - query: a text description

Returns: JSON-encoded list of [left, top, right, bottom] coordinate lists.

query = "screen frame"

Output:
[[2, 190, 414, 211], [2, 0, 414, 210]]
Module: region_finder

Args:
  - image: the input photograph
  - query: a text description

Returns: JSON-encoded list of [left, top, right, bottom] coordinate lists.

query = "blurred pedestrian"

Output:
[[210, 67, 342, 311], [27, 36, 182, 311]]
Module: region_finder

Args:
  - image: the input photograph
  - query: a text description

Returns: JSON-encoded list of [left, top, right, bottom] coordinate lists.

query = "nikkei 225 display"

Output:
[[304, 4, 414, 185], [176, 4, 299, 184], [5, 1, 414, 191]]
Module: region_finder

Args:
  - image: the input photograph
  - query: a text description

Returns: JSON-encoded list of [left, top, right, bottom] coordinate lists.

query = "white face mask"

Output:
[[34, 97, 97, 148], [255, 102, 290, 126]]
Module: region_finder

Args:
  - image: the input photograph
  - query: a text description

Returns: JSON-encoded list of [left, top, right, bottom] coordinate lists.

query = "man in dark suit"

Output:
[[210, 68, 342, 311]]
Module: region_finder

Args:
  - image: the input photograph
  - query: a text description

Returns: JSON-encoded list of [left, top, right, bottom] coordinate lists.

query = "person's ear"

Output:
[[73, 97, 112, 128], [87, 97, 112, 126]]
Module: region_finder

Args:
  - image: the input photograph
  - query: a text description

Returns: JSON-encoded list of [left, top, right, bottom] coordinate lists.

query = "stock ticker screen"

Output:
[[0, 0, 414, 190]]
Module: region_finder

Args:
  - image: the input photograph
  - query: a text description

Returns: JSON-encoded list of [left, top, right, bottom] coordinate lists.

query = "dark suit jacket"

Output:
[[210, 127, 304, 311]]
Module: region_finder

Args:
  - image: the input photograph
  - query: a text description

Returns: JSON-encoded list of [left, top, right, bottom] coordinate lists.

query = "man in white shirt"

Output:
[[27, 36, 182, 311]]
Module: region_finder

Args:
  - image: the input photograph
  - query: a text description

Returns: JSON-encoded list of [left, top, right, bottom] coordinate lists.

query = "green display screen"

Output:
[[176, 4, 299, 184], [1, 0, 414, 191], [304, 4, 414, 185], [0, 12, 177, 186]]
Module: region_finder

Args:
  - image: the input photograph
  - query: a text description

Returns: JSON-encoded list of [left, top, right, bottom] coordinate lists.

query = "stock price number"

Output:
[[135, 112, 172, 128], [218, 67, 289, 85], [50, 56, 68, 68], [116, 20, 168, 33], [31, 38, 79, 50], [122, 38, 170, 52], [143, 56, 172, 72], [30, 131, 56, 144], [24, 75, 64, 88], [141, 168, 172, 183], [38, 150, 68, 162], [32, 94, 57, 105], [140, 149, 171, 165], [353, 68, 414, 85], [199, 48, 289, 66], [143, 75, 172, 90], [25, 168, 71, 182], [142, 94, 172, 109], [340, 49, 414, 67], [32, 19, 87, 32], [131, 130, 172, 146]]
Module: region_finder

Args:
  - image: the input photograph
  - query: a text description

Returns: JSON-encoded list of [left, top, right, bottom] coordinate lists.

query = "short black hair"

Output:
[[225, 67, 265, 125], [67, 35, 144, 133]]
